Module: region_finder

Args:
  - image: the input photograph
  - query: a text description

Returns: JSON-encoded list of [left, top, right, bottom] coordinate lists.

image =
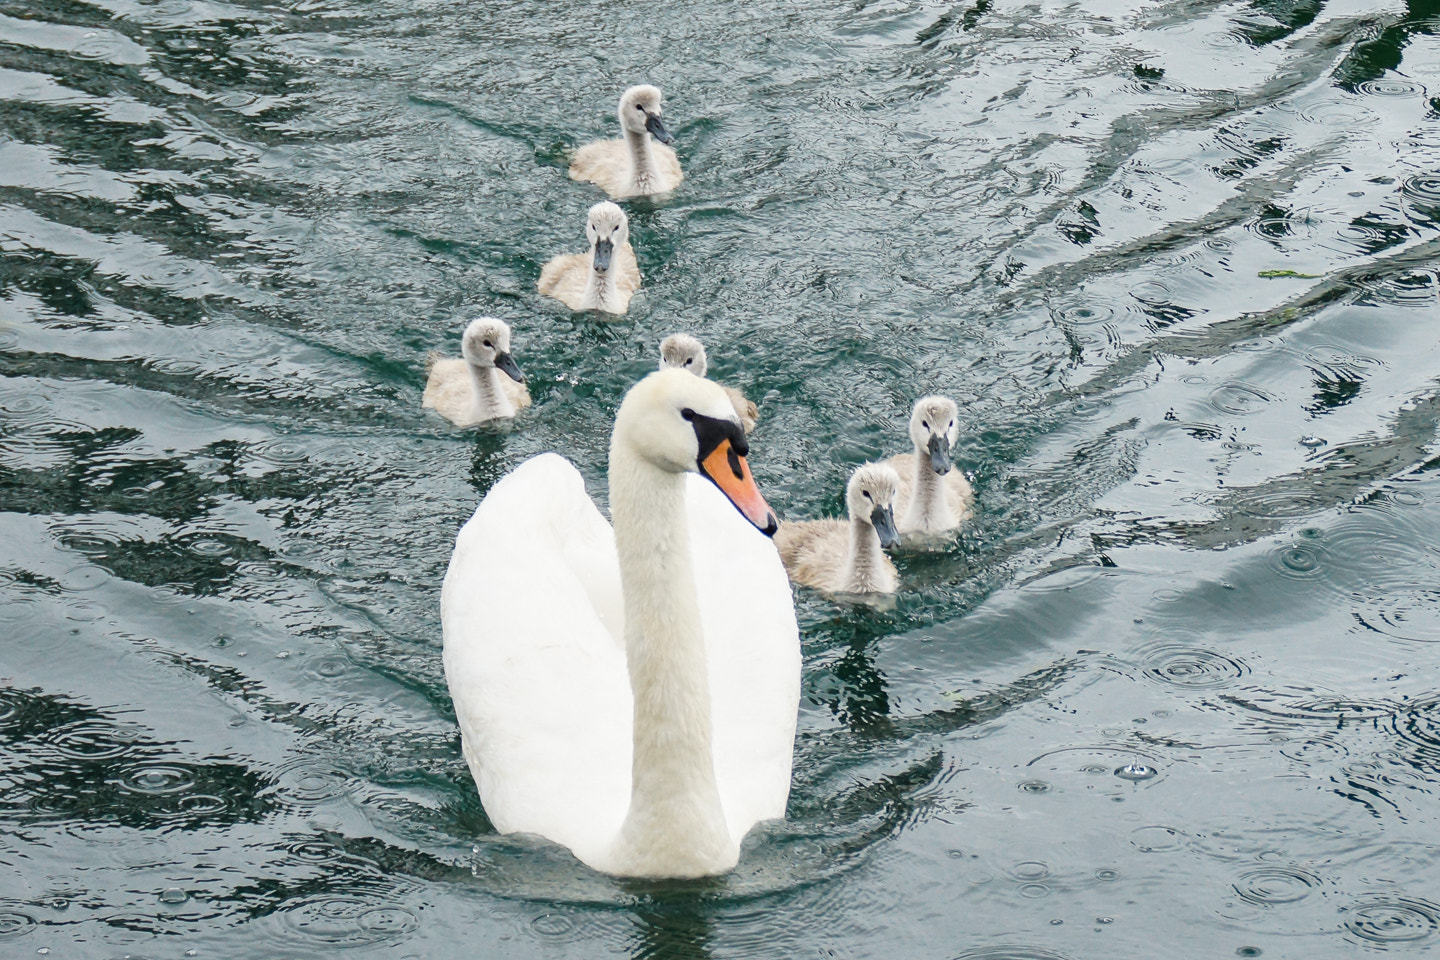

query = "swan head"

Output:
[[585, 201, 628, 275], [908, 395, 959, 475], [618, 84, 673, 144], [461, 317, 525, 383], [658, 333, 708, 378], [614, 368, 777, 535], [848, 463, 901, 549]]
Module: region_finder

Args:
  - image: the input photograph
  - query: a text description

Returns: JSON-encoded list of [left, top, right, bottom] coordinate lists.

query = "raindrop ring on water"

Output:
[[1345, 898, 1440, 944], [1401, 174, 1440, 225], [1352, 586, 1440, 643], [1141, 645, 1247, 688], [0, 909, 36, 940], [1356, 79, 1426, 98], [1011, 861, 1049, 881], [1209, 382, 1272, 416], [950, 947, 1074, 960], [530, 913, 576, 938], [1131, 825, 1185, 852], [1233, 866, 1321, 905], [47, 720, 143, 760], [119, 763, 196, 795], [1271, 541, 1325, 579], [1056, 303, 1117, 326]]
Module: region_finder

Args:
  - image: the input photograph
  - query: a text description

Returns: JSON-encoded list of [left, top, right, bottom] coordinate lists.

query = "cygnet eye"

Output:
[[862, 490, 872, 500], [483, 340, 492, 348], [921, 420, 929, 430], [948, 420, 954, 428]]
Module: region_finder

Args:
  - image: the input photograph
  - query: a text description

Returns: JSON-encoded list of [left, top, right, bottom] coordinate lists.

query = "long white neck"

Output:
[[903, 448, 954, 533], [582, 249, 620, 311], [467, 362, 515, 422], [625, 129, 659, 194], [607, 448, 736, 877], [844, 517, 893, 594]]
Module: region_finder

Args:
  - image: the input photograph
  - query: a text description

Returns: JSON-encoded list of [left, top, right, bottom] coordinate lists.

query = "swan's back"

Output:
[[722, 385, 759, 434], [570, 140, 683, 198], [422, 357, 472, 421], [773, 518, 848, 591], [536, 252, 589, 302], [442, 454, 630, 865]]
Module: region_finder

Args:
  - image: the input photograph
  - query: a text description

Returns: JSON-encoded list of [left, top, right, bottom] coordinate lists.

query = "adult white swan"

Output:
[[442, 368, 800, 877]]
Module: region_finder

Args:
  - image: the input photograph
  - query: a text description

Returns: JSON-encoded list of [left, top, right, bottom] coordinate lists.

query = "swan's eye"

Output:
[[684, 358, 693, 366], [636, 104, 644, 111], [680, 408, 696, 421], [948, 420, 954, 428], [863, 491, 872, 500], [483, 340, 492, 348], [921, 420, 929, 430]]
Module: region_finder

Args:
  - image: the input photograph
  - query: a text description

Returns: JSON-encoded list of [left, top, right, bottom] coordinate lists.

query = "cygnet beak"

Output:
[[592, 237, 614, 273], [871, 504, 900, 549], [927, 433, 952, 475], [494, 351, 525, 383], [644, 112, 673, 144]]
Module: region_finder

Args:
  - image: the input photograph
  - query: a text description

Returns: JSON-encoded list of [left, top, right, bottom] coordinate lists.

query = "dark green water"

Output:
[[3, 0, 1440, 955]]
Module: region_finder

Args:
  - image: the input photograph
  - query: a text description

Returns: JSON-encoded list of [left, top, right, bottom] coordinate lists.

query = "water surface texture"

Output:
[[4, 0, 1440, 956]]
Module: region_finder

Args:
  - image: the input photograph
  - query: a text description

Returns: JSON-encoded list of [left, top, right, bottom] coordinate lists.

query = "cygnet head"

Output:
[[585, 201, 629, 274], [658, 333, 708, 378], [847, 463, 901, 549], [618, 84, 673, 144], [908, 395, 960, 475], [461, 317, 525, 383], [613, 368, 776, 535]]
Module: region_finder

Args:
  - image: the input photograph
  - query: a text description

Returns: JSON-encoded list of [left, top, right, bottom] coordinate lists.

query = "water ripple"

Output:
[[951, 949, 1073, 960], [1352, 586, 1440, 643], [45, 720, 144, 760], [1269, 537, 1328, 581], [0, 908, 36, 941], [118, 763, 196, 795], [1140, 644, 1248, 688], [1131, 825, 1186, 853], [1233, 865, 1323, 905], [280, 895, 419, 945], [1361, 269, 1439, 307], [530, 912, 580, 941], [276, 760, 356, 804], [1389, 703, 1440, 759], [1401, 174, 1440, 225], [1355, 79, 1427, 99], [1209, 383, 1272, 417], [1344, 898, 1440, 944]]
